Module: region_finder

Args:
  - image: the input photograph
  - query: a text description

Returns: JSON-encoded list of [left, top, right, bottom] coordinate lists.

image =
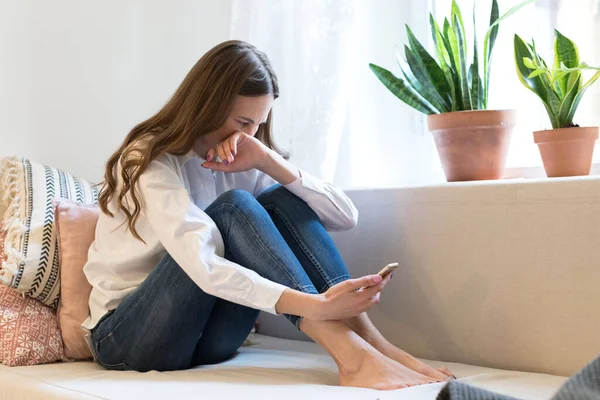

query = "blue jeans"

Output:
[[90, 185, 351, 372]]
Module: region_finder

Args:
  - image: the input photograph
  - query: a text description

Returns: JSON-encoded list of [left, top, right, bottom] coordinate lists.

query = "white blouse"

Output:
[[82, 150, 358, 330]]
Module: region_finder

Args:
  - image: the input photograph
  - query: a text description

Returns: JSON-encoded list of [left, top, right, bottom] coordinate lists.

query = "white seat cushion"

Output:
[[0, 334, 567, 400]]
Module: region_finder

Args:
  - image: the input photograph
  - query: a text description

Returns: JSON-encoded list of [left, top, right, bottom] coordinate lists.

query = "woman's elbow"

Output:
[[348, 212, 359, 229], [329, 210, 358, 231]]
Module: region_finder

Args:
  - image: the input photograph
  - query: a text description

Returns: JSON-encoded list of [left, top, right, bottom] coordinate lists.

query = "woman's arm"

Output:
[[257, 148, 300, 185], [257, 149, 359, 231], [276, 274, 387, 320], [202, 131, 359, 231]]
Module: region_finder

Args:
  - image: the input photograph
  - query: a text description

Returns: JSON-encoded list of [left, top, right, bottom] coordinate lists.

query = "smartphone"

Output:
[[358, 263, 399, 291], [377, 262, 399, 278]]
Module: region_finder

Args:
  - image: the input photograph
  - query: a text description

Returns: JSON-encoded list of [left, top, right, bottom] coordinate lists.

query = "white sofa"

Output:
[[2, 177, 599, 399]]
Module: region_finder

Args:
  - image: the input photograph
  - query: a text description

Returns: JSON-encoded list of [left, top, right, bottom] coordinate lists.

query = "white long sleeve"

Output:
[[254, 169, 358, 231]]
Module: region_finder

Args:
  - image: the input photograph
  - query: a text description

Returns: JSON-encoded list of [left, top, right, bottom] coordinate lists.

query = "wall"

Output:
[[0, 0, 232, 182]]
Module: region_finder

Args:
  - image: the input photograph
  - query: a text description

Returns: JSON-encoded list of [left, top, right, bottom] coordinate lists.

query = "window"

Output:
[[433, 0, 600, 169]]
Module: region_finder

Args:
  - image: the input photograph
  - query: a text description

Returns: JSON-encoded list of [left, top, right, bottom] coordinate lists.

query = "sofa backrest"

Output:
[[258, 177, 600, 377]]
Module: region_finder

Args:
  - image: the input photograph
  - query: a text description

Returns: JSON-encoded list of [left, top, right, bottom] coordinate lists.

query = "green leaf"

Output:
[[483, 0, 499, 108], [582, 69, 600, 85], [470, 6, 482, 109], [565, 70, 600, 125], [398, 51, 449, 113], [443, 18, 456, 60], [523, 57, 536, 69], [487, 0, 535, 34], [527, 37, 565, 106], [443, 17, 465, 110], [528, 69, 546, 78], [451, 0, 467, 51], [430, 14, 457, 110], [552, 70, 571, 84], [514, 34, 561, 128], [430, 14, 453, 69], [405, 25, 451, 112], [553, 29, 581, 96], [453, 13, 472, 109], [369, 63, 439, 115], [558, 74, 581, 127], [469, 64, 483, 110], [554, 30, 580, 68], [483, 0, 535, 108]]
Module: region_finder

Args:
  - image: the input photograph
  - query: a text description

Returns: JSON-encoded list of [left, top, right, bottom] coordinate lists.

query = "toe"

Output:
[[438, 366, 454, 377]]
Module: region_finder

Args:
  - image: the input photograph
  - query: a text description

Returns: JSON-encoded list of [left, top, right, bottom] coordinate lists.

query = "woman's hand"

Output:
[[275, 273, 393, 321], [313, 274, 392, 320], [201, 131, 269, 173]]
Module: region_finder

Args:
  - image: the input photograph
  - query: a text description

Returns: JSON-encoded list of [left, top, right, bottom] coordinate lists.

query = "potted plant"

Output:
[[369, 0, 532, 182], [514, 31, 600, 177]]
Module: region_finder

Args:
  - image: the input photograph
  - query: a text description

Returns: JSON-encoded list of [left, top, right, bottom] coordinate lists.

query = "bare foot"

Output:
[[438, 366, 456, 380], [374, 343, 451, 381], [338, 351, 442, 390], [343, 315, 453, 381]]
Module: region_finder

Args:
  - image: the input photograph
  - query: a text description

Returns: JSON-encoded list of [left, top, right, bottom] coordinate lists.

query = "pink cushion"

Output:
[[0, 227, 5, 273], [55, 200, 98, 361], [0, 227, 64, 366]]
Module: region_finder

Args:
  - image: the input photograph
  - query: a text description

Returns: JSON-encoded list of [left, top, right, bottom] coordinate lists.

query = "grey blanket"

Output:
[[437, 355, 600, 400]]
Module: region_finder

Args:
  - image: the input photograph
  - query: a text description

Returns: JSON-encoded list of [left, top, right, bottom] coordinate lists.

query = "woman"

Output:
[[82, 40, 451, 390]]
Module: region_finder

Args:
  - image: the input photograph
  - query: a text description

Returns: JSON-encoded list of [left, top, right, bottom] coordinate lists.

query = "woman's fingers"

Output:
[[201, 160, 226, 171], [204, 132, 244, 167], [229, 132, 240, 157], [372, 293, 381, 304], [354, 293, 380, 315], [342, 275, 383, 292], [222, 140, 234, 163], [359, 283, 384, 299], [362, 292, 382, 313], [205, 148, 216, 162], [379, 272, 393, 289], [216, 142, 228, 166]]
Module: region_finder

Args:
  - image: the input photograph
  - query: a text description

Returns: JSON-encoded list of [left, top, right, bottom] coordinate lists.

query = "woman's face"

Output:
[[194, 95, 274, 157]]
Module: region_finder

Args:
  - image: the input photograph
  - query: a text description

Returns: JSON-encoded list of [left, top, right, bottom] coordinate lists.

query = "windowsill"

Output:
[[347, 165, 600, 192], [504, 163, 600, 179], [346, 173, 600, 207]]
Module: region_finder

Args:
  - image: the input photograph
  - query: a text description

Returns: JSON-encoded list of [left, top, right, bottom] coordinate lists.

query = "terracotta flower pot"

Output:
[[427, 110, 517, 182], [534, 127, 599, 177]]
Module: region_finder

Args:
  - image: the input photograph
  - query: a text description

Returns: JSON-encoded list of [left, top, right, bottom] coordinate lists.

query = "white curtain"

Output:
[[231, 0, 445, 188]]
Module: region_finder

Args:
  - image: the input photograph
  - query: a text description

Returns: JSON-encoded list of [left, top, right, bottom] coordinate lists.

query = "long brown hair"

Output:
[[99, 40, 285, 241]]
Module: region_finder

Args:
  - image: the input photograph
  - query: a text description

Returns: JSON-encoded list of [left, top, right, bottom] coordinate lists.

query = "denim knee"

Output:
[[256, 184, 310, 211], [214, 189, 258, 209]]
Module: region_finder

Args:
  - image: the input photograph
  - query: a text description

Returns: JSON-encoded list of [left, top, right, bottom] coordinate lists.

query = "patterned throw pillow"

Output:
[[0, 228, 64, 366], [0, 157, 98, 308]]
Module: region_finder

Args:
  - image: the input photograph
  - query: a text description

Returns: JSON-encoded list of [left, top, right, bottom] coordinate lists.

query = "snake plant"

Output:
[[369, 0, 534, 115], [514, 30, 600, 129]]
